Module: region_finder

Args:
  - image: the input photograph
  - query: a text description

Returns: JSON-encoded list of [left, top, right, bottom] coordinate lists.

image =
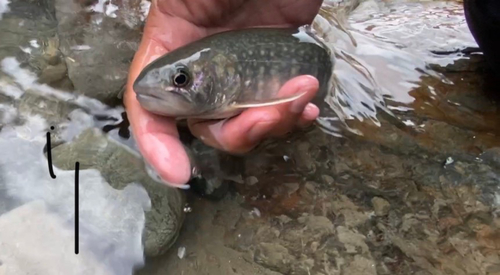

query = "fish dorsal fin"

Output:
[[230, 91, 307, 109]]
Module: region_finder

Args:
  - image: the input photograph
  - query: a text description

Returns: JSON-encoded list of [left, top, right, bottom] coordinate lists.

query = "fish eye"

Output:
[[172, 69, 190, 88]]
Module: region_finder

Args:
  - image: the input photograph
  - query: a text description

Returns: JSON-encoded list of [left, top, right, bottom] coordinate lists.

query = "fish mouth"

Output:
[[135, 86, 196, 117], [135, 86, 192, 103], [168, 87, 192, 103], [136, 93, 162, 102]]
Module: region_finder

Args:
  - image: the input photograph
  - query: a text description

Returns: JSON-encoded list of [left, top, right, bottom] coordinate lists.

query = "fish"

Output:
[[133, 26, 334, 120]]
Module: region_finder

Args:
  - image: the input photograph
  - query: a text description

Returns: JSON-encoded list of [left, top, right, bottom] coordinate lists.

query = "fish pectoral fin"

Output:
[[231, 91, 307, 109]]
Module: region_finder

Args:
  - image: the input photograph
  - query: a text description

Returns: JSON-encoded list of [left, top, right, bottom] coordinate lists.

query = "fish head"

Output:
[[133, 49, 218, 118]]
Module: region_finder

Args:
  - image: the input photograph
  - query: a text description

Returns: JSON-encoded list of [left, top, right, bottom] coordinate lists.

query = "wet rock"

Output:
[[298, 214, 334, 237], [283, 183, 300, 196], [254, 225, 280, 240], [291, 141, 316, 174], [372, 197, 391, 216], [321, 174, 335, 185], [281, 228, 305, 246], [275, 215, 292, 225], [330, 195, 369, 227], [28, 36, 72, 89], [293, 257, 315, 275], [39, 62, 67, 85], [344, 255, 377, 275], [17, 89, 79, 126], [186, 138, 239, 200], [254, 243, 294, 274], [188, 176, 229, 201], [400, 214, 421, 234], [337, 226, 369, 255], [0, 0, 65, 87], [301, 181, 317, 198], [54, 0, 143, 105], [245, 176, 259, 186], [480, 147, 500, 169], [50, 128, 186, 257]]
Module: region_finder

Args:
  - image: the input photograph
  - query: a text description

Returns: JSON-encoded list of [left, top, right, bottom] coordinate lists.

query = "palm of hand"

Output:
[[148, 0, 322, 49], [124, 0, 323, 187]]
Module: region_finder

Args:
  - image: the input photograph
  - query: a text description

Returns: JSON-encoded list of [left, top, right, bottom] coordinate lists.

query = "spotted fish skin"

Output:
[[133, 26, 334, 119]]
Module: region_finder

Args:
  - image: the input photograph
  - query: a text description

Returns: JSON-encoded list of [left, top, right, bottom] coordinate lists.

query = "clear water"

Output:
[[1, 0, 499, 275], [312, 0, 480, 137]]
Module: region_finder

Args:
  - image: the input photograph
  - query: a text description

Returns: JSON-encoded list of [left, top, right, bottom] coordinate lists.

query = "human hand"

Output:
[[124, 0, 323, 188]]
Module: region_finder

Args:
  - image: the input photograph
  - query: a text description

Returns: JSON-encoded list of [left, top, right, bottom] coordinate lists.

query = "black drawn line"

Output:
[[75, 161, 80, 255], [46, 126, 56, 179], [45, 126, 80, 255]]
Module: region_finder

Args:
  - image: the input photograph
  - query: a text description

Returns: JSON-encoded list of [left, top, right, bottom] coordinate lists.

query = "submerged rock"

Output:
[[0, 0, 71, 90], [50, 128, 186, 257], [372, 196, 391, 216], [54, 0, 143, 105]]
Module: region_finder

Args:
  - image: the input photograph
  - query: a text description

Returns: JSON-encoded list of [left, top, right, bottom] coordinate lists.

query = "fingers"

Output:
[[297, 103, 320, 129], [146, 0, 208, 52], [188, 107, 282, 154], [187, 75, 320, 154], [124, 21, 192, 187], [259, 75, 319, 136]]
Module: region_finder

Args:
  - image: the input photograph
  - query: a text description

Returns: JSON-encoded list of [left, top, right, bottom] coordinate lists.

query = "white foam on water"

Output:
[[1, 57, 124, 118], [86, 0, 118, 18], [29, 39, 40, 48], [0, 57, 151, 275], [0, 81, 24, 99], [0, 0, 10, 20], [0, 114, 151, 275], [139, 0, 151, 21], [0, 103, 18, 124]]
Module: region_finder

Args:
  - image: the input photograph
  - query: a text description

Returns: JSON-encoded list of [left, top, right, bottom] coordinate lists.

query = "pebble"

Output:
[[177, 246, 186, 259], [250, 207, 261, 218], [444, 156, 454, 166], [321, 174, 335, 185], [371, 197, 391, 216], [245, 176, 259, 186]]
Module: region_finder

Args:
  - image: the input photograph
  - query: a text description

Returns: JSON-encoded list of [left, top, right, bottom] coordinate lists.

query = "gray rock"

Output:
[[337, 226, 369, 255], [54, 0, 143, 105], [50, 128, 186, 257], [298, 214, 335, 237], [0, 0, 73, 92], [245, 176, 259, 186], [254, 243, 294, 274], [17, 89, 79, 126], [479, 147, 500, 169], [372, 196, 391, 216], [343, 255, 377, 275]]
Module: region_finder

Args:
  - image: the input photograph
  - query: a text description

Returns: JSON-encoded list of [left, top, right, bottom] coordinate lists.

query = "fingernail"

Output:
[[248, 121, 276, 143], [303, 103, 319, 117], [144, 158, 190, 189], [289, 90, 309, 114]]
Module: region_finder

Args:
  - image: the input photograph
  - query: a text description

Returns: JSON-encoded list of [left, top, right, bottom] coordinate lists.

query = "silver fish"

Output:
[[133, 26, 334, 120]]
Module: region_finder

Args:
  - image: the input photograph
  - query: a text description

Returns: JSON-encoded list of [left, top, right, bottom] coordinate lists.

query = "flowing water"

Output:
[[0, 0, 499, 275]]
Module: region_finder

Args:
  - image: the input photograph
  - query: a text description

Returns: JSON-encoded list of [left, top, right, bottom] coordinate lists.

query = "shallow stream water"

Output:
[[0, 0, 499, 275]]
